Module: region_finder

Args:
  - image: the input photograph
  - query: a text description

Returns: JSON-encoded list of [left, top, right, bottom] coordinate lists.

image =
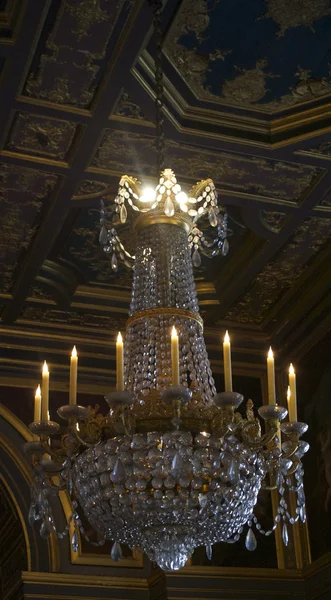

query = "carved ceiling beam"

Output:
[[208, 168, 331, 323], [1, 0, 151, 325], [0, 1, 52, 148]]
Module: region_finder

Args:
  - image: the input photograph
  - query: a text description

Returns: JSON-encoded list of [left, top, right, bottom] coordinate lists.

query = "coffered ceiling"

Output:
[[0, 0, 331, 391]]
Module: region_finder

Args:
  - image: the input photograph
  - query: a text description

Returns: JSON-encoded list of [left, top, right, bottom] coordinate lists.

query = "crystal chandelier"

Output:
[[24, 0, 309, 572]]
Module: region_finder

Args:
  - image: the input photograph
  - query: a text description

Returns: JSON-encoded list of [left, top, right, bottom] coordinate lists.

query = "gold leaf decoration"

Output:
[[226, 217, 331, 324], [264, 0, 331, 37]]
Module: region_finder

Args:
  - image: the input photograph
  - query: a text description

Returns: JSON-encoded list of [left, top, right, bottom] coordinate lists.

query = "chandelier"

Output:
[[24, 0, 309, 572]]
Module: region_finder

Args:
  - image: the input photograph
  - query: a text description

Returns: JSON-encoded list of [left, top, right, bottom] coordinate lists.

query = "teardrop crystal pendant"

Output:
[[245, 527, 257, 551], [111, 458, 126, 483], [208, 207, 218, 227], [299, 505, 306, 522], [99, 225, 108, 245], [222, 238, 229, 256], [120, 203, 127, 223], [282, 523, 289, 546], [28, 503, 36, 526], [171, 453, 184, 477], [67, 471, 73, 496], [164, 197, 175, 217], [192, 248, 201, 267], [206, 544, 213, 561], [71, 529, 79, 552], [40, 519, 52, 539], [111, 541, 122, 562], [228, 458, 240, 484], [111, 253, 118, 272]]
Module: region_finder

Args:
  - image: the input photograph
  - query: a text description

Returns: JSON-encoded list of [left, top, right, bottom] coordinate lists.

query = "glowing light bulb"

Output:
[[176, 191, 188, 204], [140, 187, 156, 202]]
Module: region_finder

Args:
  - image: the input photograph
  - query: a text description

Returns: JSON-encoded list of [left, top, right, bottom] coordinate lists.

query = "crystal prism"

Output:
[[99, 225, 108, 245], [206, 544, 213, 560], [222, 239, 229, 256], [192, 248, 201, 267], [282, 523, 289, 546], [40, 519, 52, 539], [71, 529, 79, 552], [164, 197, 175, 216], [208, 207, 218, 227], [111, 253, 118, 272], [171, 453, 184, 477], [245, 527, 257, 551], [228, 458, 240, 484], [299, 505, 306, 522], [111, 459, 126, 483], [28, 503, 36, 526], [120, 204, 127, 223], [111, 541, 122, 562]]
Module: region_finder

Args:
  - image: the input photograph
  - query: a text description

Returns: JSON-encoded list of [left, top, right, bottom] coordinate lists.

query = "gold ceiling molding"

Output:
[[90, 129, 320, 201], [164, 0, 331, 113], [111, 88, 154, 126], [259, 210, 287, 233], [23, 0, 131, 108], [137, 55, 331, 147], [5, 112, 78, 161]]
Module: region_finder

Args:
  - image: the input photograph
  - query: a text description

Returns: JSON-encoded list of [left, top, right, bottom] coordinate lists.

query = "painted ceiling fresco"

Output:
[[165, 0, 331, 111], [0, 0, 330, 393]]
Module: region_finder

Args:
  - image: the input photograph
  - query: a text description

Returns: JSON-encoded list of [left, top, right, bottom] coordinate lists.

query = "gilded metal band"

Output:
[[126, 307, 203, 330], [133, 211, 192, 233]]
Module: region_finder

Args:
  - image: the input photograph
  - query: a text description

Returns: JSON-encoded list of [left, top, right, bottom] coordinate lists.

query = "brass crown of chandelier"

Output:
[[24, 0, 309, 572]]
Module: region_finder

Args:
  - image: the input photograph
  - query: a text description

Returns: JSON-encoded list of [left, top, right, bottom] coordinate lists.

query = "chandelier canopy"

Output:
[[24, 0, 309, 573]]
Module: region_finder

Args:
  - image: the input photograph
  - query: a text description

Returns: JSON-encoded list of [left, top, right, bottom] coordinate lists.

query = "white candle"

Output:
[[267, 347, 276, 405], [70, 346, 78, 405], [223, 330, 233, 392], [34, 385, 41, 422], [41, 361, 49, 421], [171, 326, 180, 386], [116, 332, 124, 391], [288, 364, 297, 421]]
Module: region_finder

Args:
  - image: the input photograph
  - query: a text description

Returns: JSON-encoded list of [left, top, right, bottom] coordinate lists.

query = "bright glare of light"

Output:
[[176, 191, 188, 204], [171, 326, 178, 340], [140, 187, 156, 202], [42, 360, 49, 374], [268, 347, 273, 359], [224, 330, 230, 344], [289, 363, 295, 375], [117, 331, 123, 344]]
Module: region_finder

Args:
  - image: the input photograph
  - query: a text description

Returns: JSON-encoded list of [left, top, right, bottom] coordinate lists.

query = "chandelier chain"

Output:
[[148, 0, 165, 174]]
